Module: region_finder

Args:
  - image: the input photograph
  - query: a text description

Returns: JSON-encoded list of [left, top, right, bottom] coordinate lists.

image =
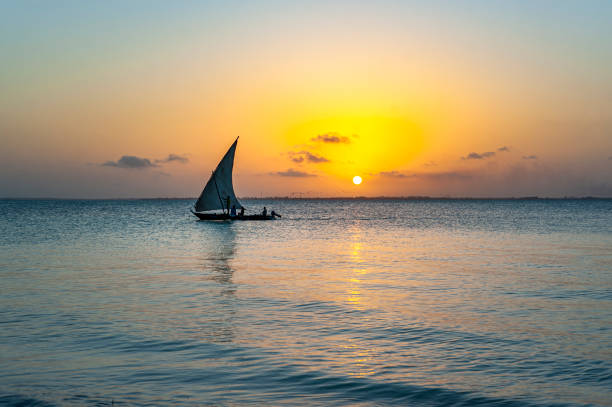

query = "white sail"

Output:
[[194, 138, 243, 212]]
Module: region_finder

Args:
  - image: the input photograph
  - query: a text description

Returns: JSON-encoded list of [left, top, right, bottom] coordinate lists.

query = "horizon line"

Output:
[[2, 195, 612, 201]]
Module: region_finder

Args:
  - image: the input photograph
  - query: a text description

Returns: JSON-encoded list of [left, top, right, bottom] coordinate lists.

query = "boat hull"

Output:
[[192, 211, 277, 221]]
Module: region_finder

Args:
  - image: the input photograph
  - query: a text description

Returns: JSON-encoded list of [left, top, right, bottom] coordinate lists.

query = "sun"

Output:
[[353, 175, 362, 185]]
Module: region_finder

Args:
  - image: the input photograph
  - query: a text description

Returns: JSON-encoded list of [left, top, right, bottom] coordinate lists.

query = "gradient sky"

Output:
[[1, 0, 611, 198]]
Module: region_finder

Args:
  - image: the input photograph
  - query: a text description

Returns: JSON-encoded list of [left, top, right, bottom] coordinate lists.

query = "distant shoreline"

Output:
[[2, 196, 611, 201]]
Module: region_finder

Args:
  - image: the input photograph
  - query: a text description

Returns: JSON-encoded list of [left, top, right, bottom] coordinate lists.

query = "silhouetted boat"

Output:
[[191, 138, 280, 221]]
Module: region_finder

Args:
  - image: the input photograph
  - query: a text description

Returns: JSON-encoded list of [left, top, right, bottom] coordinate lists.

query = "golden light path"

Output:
[[353, 176, 362, 185]]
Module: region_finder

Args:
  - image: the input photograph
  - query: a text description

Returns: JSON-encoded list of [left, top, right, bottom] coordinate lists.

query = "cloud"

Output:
[[498, 146, 510, 152], [304, 152, 329, 163], [311, 132, 350, 144], [419, 171, 473, 181], [462, 151, 495, 160], [155, 154, 189, 164], [103, 153, 189, 169], [378, 171, 409, 178], [102, 155, 158, 169], [377, 171, 472, 181], [290, 151, 329, 163], [270, 168, 317, 177], [522, 155, 538, 160], [463, 152, 483, 160]]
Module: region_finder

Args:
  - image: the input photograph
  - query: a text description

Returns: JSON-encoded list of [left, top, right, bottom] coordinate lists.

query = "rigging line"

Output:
[[212, 171, 226, 214]]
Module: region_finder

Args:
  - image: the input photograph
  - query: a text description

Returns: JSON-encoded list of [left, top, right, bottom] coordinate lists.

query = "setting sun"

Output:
[[353, 176, 362, 185]]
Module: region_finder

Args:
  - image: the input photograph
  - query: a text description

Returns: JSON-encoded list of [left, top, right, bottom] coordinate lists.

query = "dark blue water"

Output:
[[1, 199, 611, 406]]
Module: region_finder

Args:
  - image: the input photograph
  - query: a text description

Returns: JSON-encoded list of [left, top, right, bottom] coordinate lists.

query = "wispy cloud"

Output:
[[377, 171, 472, 181], [462, 151, 495, 160], [102, 156, 158, 169], [290, 151, 329, 163], [103, 153, 189, 169], [498, 146, 510, 152], [311, 132, 351, 144], [270, 168, 317, 177], [155, 154, 189, 164], [522, 155, 538, 160], [378, 171, 409, 178], [421, 171, 473, 181], [304, 152, 329, 163]]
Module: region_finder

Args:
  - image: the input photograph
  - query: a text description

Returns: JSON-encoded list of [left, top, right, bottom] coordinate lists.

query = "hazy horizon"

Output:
[[3, 195, 612, 201]]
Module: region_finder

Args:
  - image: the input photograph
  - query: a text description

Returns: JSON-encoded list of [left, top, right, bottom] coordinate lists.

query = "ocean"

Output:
[[1, 198, 611, 406]]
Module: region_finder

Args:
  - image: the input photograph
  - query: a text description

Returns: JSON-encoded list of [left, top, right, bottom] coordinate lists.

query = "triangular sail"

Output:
[[194, 138, 242, 212]]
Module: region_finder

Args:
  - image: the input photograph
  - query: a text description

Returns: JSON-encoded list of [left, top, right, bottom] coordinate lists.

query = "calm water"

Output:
[[1, 199, 611, 406]]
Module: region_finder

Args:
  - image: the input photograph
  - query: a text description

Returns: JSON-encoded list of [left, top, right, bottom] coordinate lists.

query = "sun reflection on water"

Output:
[[346, 226, 368, 310]]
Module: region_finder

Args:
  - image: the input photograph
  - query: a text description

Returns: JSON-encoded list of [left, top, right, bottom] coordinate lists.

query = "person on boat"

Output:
[[239, 207, 245, 217], [271, 210, 281, 218], [226, 196, 231, 213], [230, 205, 237, 217], [262, 206, 267, 216]]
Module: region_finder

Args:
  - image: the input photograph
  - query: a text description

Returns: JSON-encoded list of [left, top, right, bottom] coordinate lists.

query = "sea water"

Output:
[[0, 198, 611, 406]]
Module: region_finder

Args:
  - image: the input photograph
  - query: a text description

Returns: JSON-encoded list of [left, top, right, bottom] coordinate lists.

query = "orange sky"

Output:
[[1, 1, 611, 197]]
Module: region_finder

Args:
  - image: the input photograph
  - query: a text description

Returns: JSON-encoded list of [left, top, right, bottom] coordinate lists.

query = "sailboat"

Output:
[[191, 137, 280, 221]]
